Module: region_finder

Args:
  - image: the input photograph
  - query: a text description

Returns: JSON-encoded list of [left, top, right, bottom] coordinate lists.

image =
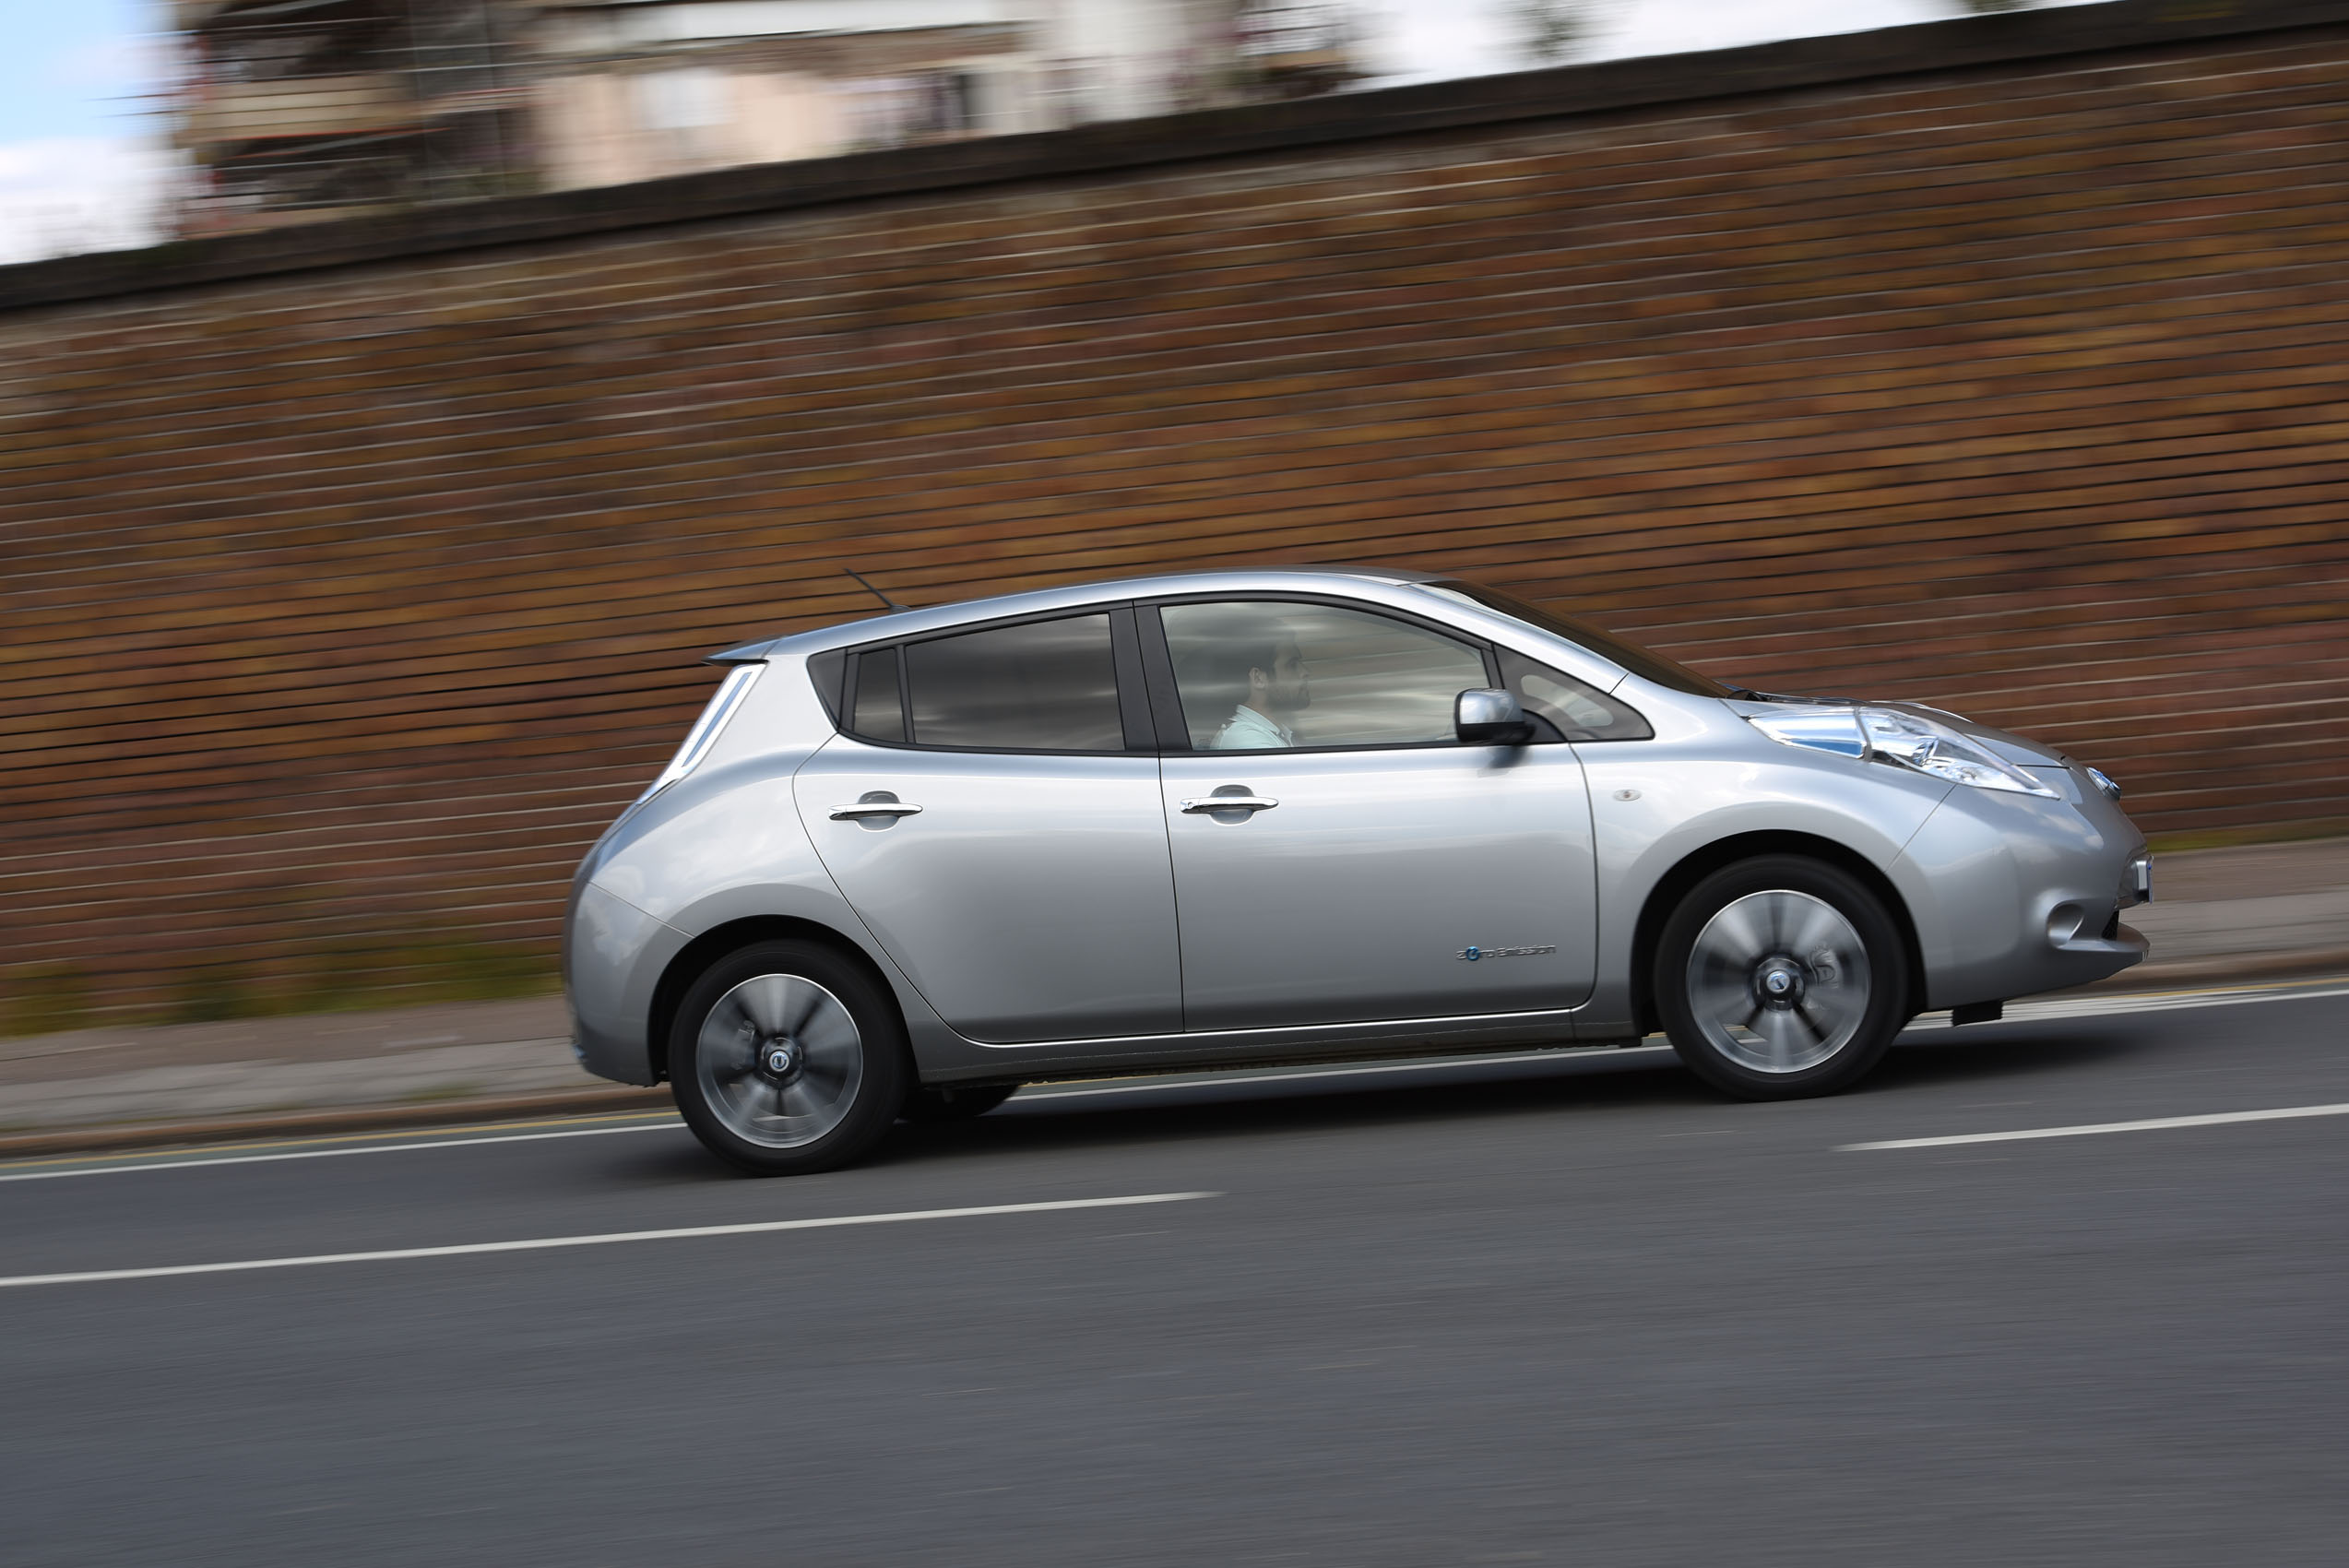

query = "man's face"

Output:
[[1255, 640, 1311, 718]]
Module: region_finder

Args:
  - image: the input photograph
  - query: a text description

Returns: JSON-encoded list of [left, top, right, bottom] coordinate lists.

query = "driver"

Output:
[[1207, 632, 1311, 749]]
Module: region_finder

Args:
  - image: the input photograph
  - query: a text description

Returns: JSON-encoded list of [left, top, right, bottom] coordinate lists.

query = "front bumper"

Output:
[[1895, 788, 2151, 1012]]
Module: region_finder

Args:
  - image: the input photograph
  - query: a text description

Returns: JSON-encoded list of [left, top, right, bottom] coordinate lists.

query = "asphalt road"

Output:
[[5, 986, 2347, 1566]]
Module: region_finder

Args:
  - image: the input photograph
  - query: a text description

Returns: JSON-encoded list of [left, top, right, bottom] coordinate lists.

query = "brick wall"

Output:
[[6, 0, 2349, 1028]]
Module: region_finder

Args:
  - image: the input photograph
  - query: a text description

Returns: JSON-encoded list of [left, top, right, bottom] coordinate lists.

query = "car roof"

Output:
[[708, 565, 1444, 662]]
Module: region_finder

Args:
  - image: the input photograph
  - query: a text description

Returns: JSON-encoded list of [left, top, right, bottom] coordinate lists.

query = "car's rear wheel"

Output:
[[1655, 855, 1908, 1100], [670, 939, 908, 1175], [901, 1084, 1018, 1123]]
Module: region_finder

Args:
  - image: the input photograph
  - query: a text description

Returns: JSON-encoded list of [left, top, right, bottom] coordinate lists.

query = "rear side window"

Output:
[[901, 614, 1124, 752]]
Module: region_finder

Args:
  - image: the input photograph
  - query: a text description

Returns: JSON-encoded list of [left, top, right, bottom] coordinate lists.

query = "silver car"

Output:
[[564, 567, 2150, 1174]]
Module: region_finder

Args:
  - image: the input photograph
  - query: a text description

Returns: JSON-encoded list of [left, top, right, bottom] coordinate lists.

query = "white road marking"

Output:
[[6, 976, 2341, 1183], [1844, 1103, 2349, 1151], [0, 1192, 1216, 1290], [1993, 981, 2349, 1025], [0, 1119, 682, 1182]]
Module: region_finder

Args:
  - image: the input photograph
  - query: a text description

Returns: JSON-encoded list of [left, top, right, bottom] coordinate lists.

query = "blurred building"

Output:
[[1234, 0, 1360, 97], [173, 0, 533, 234], [171, 0, 1365, 232]]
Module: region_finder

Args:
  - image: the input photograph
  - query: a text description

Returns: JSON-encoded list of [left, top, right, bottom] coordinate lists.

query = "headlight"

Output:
[[1741, 707, 1868, 757], [1744, 706, 2058, 798], [2085, 766, 2122, 801]]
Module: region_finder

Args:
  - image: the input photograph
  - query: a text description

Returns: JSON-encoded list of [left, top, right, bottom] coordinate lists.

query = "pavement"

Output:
[[3, 982, 2345, 1564], [0, 994, 639, 1151], [3, 835, 2345, 1152]]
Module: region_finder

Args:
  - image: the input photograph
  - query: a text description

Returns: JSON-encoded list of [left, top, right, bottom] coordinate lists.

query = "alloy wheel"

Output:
[[694, 972, 866, 1147], [1683, 889, 1873, 1074]]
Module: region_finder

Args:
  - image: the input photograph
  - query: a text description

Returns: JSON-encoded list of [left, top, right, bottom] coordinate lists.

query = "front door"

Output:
[[1151, 599, 1596, 1031], [794, 612, 1180, 1044]]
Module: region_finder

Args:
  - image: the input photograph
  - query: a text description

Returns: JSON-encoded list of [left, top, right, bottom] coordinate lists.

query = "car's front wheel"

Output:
[[1655, 855, 1908, 1100], [670, 939, 908, 1175]]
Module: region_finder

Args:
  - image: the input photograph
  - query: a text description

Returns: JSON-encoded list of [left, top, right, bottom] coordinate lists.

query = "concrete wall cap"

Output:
[[6, 0, 2348, 315]]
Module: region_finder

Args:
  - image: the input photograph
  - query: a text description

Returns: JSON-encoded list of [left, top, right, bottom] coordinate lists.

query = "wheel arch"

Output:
[[1628, 831, 1924, 1036], [646, 915, 902, 1084]]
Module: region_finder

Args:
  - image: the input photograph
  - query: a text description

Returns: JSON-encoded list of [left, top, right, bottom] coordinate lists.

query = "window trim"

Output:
[[843, 645, 907, 744], [817, 589, 1655, 759], [1140, 590, 1519, 756], [1133, 604, 1190, 750], [807, 647, 848, 723], [1106, 606, 1158, 752]]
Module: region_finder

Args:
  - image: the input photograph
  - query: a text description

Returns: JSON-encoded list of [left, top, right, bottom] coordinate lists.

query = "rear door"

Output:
[[795, 608, 1181, 1044]]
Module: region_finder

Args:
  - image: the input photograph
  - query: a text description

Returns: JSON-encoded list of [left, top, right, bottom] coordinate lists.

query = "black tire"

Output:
[[670, 938, 910, 1175], [901, 1084, 1019, 1123], [1655, 855, 1909, 1101]]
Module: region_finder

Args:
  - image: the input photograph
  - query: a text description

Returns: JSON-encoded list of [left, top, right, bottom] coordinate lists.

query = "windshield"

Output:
[[1421, 580, 1733, 698]]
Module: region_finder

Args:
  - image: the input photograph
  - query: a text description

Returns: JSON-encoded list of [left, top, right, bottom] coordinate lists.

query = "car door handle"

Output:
[[829, 802, 923, 819], [1180, 794, 1278, 814]]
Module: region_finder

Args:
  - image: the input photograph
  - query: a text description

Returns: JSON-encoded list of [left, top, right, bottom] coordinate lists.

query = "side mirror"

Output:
[[1455, 687, 1535, 746]]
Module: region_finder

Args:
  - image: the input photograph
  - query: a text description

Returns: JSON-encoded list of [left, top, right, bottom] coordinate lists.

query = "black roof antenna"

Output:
[[843, 567, 910, 612]]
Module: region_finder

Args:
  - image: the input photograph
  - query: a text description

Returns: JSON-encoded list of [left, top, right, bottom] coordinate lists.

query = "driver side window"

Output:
[[1159, 601, 1489, 751]]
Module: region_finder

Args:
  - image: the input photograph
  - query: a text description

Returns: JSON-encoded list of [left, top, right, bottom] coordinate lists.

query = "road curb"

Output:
[[0, 1086, 673, 1160]]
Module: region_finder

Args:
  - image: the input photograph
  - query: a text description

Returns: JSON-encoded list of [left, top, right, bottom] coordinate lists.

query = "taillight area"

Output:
[[636, 662, 765, 805]]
